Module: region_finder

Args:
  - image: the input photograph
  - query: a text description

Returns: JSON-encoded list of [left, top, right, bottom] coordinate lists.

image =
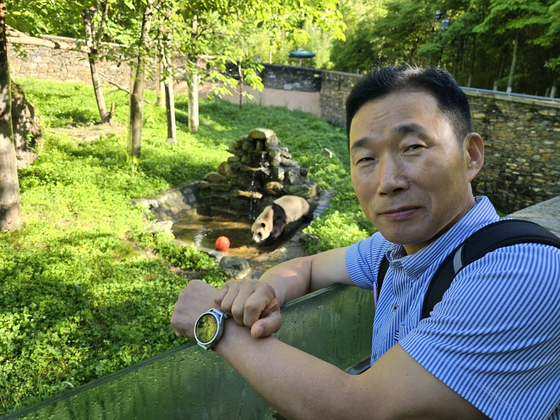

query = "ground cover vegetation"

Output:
[[0, 78, 373, 415]]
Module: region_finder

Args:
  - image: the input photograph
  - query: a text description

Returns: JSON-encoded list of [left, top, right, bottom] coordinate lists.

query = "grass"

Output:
[[1, 78, 374, 415]]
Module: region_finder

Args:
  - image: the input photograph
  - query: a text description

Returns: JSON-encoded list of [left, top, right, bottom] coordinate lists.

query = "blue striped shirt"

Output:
[[346, 196, 560, 420]]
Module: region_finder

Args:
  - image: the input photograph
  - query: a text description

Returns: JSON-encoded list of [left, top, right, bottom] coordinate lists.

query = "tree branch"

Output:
[[96, 0, 110, 45], [100, 73, 154, 105]]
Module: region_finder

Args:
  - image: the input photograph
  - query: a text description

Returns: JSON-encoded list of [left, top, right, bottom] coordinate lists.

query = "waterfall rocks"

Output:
[[198, 128, 319, 219]]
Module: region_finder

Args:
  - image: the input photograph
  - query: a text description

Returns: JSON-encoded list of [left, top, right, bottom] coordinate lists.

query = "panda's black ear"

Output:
[[261, 222, 266, 228]]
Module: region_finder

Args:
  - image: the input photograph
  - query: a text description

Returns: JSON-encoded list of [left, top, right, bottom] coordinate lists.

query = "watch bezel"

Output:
[[194, 308, 228, 351]]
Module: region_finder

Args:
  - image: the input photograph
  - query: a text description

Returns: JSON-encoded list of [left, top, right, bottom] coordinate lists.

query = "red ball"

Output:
[[215, 236, 230, 251]]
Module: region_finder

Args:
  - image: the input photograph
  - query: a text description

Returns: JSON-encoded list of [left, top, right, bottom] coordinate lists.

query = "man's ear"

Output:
[[464, 132, 484, 182]]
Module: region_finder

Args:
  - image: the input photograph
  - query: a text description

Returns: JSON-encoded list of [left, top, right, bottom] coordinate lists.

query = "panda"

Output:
[[251, 195, 313, 245]]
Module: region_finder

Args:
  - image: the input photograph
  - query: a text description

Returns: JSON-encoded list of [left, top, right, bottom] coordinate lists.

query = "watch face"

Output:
[[195, 313, 218, 344]]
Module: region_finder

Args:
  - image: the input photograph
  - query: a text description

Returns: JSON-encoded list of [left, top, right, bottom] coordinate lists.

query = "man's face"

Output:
[[349, 90, 482, 254]]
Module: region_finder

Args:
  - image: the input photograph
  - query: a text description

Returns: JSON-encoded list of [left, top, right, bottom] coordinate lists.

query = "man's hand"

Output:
[[171, 280, 217, 338], [214, 279, 282, 338]]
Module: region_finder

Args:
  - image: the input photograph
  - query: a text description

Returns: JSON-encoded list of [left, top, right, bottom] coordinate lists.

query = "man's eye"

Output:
[[406, 144, 423, 152], [356, 157, 374, 164]]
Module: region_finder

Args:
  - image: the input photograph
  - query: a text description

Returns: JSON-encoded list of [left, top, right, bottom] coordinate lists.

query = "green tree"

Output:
[[535, 0, 560, 97], [7, 0, 140, 124], [82, 1, 115, 124], [474, 0, 555, 93], [172, 0, 345, 132]]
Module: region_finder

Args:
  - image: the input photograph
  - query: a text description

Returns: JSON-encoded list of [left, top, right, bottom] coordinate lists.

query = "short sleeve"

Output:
[[346, 233, 389, 291], [399, 244, 560, 420]]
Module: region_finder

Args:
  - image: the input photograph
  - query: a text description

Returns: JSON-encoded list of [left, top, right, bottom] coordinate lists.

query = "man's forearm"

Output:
[[258, 256, 313, 306], [259, 247, 352, 306], [215, 318, 354, 420]]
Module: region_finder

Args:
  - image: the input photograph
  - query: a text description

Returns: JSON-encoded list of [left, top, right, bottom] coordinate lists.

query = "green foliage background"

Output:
[[328, 0, 560, 96], [0, 78, 374, 415]]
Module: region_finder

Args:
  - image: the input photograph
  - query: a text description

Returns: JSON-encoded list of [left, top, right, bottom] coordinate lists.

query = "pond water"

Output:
[[170, 191, 334, 279], [172, 208, 312, 279], [172, 210, 260, 259]]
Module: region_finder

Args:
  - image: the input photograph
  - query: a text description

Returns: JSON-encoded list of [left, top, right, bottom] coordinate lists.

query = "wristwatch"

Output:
[[194, 308, 229, 351]]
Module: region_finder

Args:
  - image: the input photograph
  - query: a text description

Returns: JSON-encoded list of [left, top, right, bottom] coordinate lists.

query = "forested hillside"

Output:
[[330, 0, 559, 97]]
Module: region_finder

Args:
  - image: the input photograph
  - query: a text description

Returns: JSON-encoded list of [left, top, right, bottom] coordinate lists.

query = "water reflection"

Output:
[[172, 208, 310, 279], [173, 210, 268, 259]]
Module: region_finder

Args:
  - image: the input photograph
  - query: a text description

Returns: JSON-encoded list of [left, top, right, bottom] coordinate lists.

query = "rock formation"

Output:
[[198, 128, 318, 218]]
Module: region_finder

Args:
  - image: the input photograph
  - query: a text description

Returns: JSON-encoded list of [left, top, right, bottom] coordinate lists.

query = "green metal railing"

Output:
[[4, 284, 374, 420]]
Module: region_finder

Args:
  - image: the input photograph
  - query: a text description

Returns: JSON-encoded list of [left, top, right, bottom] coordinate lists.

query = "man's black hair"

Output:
[[345, 65, 472, 145]]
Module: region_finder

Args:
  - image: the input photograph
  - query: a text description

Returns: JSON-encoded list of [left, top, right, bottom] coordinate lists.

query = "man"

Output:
[[171, 66, 560, 419]]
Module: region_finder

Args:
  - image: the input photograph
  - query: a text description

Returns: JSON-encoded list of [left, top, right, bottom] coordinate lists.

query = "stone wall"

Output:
[[467, 92, 560, 212], [319, 70, 357, 128], [260, 64, 321, 92], [9, 37, 132, 87]]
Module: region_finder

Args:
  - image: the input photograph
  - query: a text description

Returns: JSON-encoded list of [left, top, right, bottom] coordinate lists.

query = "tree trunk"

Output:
[[187, 70, 199, 133], [165, 79, 176, 144], [493, 55, 505, 91], [128, 1, 153, 156], [506, 31, 519, 94], [186, 15, 199, 133], [550, 80, 557, 99], [88, 53, 113, 123], [163, 5, 176, 144], [156, 58, 165, 108], [162, 4, 175, 143], [468, 36, 476, 88], [238, 63, 244, 109], [0, 0, 22, 230], [453, 37, 462, 81], [82, 5, 113, 124]]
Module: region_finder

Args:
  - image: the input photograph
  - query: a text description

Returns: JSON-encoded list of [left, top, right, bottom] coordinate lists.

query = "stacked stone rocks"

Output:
[[198, 128, 318, 218]]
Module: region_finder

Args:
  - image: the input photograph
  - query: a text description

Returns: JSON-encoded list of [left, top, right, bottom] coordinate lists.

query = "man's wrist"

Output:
[[214, 317, 264, 356]]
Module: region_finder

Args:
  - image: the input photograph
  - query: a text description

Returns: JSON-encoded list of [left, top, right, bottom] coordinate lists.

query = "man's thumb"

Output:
[[251, 311, 282, 338]]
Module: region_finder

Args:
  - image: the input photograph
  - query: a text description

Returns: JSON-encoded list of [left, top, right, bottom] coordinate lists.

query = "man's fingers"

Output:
[[213, 283, 229, 306], [243, 291, 277, 327], [250, 309, 282, 338], [231, 284, 258, 326], [218, 283, 240, 315], [212, 280, 280, 332]]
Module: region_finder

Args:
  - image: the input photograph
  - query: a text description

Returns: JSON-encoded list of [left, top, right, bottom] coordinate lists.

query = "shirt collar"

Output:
[[385, 196, 500, 279]]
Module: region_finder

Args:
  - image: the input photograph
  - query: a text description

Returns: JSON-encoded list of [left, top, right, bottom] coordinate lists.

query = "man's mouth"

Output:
[[379, 206, 420, 219]]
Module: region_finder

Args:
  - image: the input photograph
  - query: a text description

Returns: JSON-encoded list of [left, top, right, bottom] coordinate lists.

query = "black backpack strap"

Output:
[[377, 256, 390, 301], [421, 219, 560, 319]]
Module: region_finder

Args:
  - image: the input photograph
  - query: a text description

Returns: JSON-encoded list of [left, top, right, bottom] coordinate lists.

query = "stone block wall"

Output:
[[260, 64, 322, 92], [9, 43, 129, 88], [467, 92, 560, 212], [319, 70, 358, 128], [8, 36, 151, 89]]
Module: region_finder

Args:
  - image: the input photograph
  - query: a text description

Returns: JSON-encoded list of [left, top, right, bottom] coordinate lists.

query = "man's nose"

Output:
[[377, 155, 409, 195]]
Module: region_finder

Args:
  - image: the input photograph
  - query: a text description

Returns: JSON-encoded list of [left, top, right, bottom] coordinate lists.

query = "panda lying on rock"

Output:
[[251, 195, 313, 245]]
